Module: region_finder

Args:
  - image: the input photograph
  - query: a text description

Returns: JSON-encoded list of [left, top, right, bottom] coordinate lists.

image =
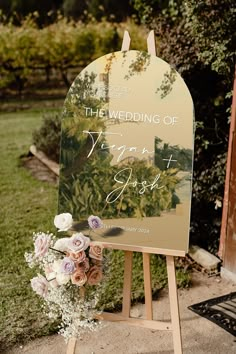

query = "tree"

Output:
[[134, 0, 236, 252], [0, 0, 64, 24], [87, 0, 133, 22], [62, 0, 87, 20]]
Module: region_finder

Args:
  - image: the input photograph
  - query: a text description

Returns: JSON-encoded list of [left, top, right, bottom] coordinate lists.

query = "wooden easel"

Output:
[[66, 30, 183, 354]]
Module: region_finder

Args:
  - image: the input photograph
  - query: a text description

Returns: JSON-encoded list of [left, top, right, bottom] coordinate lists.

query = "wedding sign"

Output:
[[59, 50, 194, 255]]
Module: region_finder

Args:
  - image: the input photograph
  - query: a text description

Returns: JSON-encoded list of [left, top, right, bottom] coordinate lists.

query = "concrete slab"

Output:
[[188, 246, 221, 271], [7, 272, 236, 354]]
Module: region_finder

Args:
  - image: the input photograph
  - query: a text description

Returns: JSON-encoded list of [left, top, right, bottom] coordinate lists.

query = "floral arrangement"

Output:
[[25, 213, 105, 340]]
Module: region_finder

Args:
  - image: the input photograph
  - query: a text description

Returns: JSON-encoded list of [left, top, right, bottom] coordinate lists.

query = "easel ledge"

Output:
[[96, 241, 186, 257], [67, 30, 184, 354]]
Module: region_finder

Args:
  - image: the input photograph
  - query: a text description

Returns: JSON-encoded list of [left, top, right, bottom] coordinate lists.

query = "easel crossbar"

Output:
[[96, 312, 172, 331]]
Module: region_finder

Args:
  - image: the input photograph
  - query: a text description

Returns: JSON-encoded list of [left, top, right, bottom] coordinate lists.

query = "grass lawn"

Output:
[[0, 107, 59, 351]]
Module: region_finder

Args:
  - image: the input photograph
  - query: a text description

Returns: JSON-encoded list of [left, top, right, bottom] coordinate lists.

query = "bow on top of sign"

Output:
[[58, 50, 194, 256]]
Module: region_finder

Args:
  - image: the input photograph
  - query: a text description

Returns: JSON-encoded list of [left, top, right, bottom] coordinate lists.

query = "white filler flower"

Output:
[[54, 213, 73, 232]]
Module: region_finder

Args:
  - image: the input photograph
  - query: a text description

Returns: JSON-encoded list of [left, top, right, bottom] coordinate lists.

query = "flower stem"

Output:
[[49, 247, 66, 255], [48, 277, 56, 282]]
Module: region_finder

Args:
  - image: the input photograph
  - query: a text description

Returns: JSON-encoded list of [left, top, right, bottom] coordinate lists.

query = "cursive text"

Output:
[[106, 167, 164, 203]]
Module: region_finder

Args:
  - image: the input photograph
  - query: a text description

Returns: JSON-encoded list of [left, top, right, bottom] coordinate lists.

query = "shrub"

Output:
[[32, 113, 61, 162], [0, 14, 146, 93], [133, 0, 236, 253]]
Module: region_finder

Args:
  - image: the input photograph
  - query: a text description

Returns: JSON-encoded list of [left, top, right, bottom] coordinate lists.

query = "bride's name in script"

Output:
[[83, 130, 154, 162], [106, 168, 164, 204]]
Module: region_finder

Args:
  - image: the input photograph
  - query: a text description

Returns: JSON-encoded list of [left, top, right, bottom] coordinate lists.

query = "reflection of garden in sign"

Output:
[[154, 137, 192, 205], [59, 51, 193, 230]]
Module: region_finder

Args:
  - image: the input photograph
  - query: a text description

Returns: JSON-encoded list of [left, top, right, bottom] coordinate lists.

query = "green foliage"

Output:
[[99, 251, 190, 310], [32, 112, 61, 162], [184, 1, 236, 76], [59, 157, 179, 220], [132, 0, 182, 24], [0, 15, 39, 93], [0, 14, 146, 93], [86, 0, 133, 22], [62, 0, 87, 20], [0, 0, 64, 25], [0, 0, 136, 23], [134, 0, 236, 253]]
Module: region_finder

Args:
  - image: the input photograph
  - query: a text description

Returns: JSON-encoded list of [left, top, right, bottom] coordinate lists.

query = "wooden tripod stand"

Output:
[[66, 30, 183, 354]]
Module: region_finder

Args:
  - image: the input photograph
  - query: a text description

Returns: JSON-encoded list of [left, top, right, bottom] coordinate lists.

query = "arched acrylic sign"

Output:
[[59, 50, 194, 255]]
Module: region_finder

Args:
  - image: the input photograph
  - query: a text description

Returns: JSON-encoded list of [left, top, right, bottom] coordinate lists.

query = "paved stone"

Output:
[[188, 245, 221, 271]]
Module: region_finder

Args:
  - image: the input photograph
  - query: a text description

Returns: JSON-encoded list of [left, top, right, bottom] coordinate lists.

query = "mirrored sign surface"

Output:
[[59, 50, 194, 255]]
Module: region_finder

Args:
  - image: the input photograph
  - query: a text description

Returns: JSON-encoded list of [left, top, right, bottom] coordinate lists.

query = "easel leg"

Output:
[[143, 253, 153, 320], [122, 251, 133, 317], [66, 337, 77, 354], [166, 255, 183, 354]]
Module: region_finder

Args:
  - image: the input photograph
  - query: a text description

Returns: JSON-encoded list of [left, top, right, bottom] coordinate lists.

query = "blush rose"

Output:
[[89, 243, 103, 261], [69, 250, 86, 263], [34, 232, 51, 258], [77, 257, 90, 272], [87, 266, 103, 286], [71, 269, 87, 286]]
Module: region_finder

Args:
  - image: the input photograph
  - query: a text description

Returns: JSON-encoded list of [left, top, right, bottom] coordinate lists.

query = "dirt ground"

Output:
[[21, 154, 58, 184], [7, 271, 236, 354]]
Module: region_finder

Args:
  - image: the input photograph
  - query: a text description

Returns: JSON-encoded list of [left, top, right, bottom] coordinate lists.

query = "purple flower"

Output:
[[61, 257, 76, 274], [67, 233, 90, 253], [34, 232, 51, 258], [31, 274, 48, 298], [88, 215, 102, 230]]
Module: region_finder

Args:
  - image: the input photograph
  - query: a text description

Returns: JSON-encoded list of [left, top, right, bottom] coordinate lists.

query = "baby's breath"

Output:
[[25, 227, 105, 341]]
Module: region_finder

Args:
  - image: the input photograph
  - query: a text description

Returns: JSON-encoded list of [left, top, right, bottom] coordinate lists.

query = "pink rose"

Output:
[[71, 269, 87, 286], [67, 233, 90, 253], [34, 232, 51, 258], [69, 250, 86, 263], [89, 243, 103, 261], [87, 266, 103, 286], [31, 274, 48, 297], [77, 257, 90, 272]]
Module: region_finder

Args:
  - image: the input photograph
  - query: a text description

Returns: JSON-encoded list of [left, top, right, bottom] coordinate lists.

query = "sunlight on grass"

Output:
[[0, 109, 58, 350]]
